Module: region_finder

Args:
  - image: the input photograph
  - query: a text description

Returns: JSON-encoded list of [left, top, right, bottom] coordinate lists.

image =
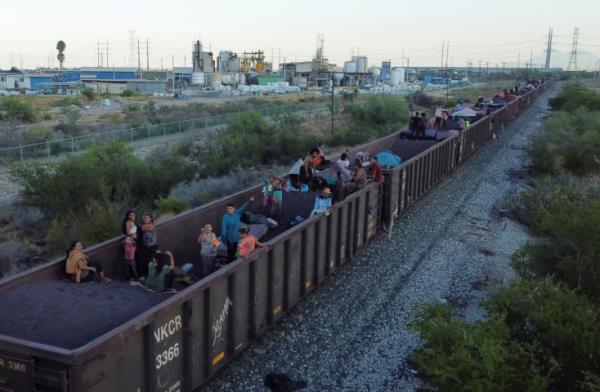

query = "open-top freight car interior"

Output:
[[0, 131, 444, 350]]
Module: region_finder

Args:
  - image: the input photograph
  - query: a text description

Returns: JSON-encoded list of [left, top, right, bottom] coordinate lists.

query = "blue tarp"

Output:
[[377, 150, 402, 167]]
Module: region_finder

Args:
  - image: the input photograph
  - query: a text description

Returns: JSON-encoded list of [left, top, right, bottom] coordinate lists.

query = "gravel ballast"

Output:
[[199, 85, 560, 392]]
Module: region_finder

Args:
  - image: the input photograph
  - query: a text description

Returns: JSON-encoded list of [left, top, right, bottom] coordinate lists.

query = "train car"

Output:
[[0, 80, 552, 392]]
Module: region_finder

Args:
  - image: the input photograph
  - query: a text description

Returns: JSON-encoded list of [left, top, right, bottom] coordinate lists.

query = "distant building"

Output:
[[126, 80, 166, 94], [0, 68, 25, 90]]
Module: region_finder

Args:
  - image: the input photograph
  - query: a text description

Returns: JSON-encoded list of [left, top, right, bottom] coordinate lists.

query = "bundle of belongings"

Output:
[[376, 150, 402, 167]]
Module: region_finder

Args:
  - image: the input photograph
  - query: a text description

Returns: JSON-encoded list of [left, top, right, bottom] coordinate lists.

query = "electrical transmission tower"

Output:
[[544, 28, 553, 71], [567, 27, 579, 71]]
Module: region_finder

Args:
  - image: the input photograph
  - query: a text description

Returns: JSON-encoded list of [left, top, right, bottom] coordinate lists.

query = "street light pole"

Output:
[[331, 72, 335, 136]]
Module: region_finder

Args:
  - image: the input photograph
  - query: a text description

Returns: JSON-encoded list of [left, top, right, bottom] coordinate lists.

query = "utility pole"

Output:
[[544, 27, 553, 71], [106, 40, 109, 68], [137, 39, 141, 71], [517, 51, 520, 69], [172, 55, 175, 93], [330, 72, 335, 136], [529, 49, 533, 71], [478, 60, 482, 81], [146, 39, 150, 71], [440, 41, 445, 68], [445, 41, 450, 103], [485, 61, 489, 80]]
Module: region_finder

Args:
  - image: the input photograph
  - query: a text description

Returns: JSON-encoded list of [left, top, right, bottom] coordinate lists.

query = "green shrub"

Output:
[[0, 97, 36, 122], [81, 87, 96, 102], [23, 125, 53, 144], [12, 142, 194, 246], [411, 280, 600, 392], [54, 106, 82, 136], [529, 107, 600, 175], [156, 197, 189, 216], [120, 89, 136, 97], [345, 95, 410, 136], [53, 96, 82, 107], [511, 196, 600, 300], [549, 82, 600, 113]]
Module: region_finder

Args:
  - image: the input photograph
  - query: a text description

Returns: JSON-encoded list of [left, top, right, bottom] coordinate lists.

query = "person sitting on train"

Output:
[[221, 196, 255, 263], [335, 158, 353, 182], [310, 187, 333, 216], [409, 112, 421, 132], [237, 227, 268, 260], [65, 240, 110, 283], [145, 251, 176, 293], [369, 156, 384, 183], [336, 152, 350, 170]]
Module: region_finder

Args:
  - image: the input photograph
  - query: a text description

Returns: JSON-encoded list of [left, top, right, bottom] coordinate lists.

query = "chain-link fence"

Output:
[[0, 102, 326, 162]]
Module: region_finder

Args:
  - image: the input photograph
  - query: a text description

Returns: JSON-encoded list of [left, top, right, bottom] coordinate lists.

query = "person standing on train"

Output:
[[197, 224, 219, 278], [138, 212, 158, 281], [221, 196, 255, 263], [121, 210, 138, 239]]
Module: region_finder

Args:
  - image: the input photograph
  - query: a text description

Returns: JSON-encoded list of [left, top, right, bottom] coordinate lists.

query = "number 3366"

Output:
[[155, 343, 180, 369]]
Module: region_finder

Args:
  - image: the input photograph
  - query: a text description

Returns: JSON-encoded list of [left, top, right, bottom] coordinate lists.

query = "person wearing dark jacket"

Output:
[[221, 197, 255, 262]]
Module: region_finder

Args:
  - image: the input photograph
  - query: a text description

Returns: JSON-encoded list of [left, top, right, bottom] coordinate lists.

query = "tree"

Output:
[[56, 40, 66, 69]]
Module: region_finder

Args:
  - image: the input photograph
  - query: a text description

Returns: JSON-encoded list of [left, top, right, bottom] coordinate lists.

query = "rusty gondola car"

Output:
[[0, 81, 551, 392]]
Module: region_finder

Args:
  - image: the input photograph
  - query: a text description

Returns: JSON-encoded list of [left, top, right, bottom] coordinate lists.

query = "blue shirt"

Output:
[[221, 201, 250, 243], [311, 196, 332, 215]]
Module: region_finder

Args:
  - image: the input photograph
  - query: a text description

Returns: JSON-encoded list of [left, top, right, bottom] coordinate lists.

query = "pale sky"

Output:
[[1, 0, 599, 70]]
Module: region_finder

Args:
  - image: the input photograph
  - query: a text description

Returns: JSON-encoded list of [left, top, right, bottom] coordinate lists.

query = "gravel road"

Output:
[[199, 84, 560, 392]]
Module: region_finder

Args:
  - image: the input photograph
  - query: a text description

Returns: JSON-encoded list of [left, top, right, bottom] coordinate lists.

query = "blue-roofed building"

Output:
[[26, 74, 57, 90]]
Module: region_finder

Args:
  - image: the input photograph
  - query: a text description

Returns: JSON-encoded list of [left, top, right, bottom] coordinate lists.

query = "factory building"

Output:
[[0, 68, 25, 90]]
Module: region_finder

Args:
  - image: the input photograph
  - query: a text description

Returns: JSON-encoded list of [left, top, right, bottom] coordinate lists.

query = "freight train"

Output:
[[0, 80, 552, 392]]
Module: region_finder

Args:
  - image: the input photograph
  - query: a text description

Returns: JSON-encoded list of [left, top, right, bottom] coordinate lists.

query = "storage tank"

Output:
[[352, 56, 368, 73], [369, 67, 381, 79], [191, 72, 205, 86], [344, 61, 357, 73], [390, 67, 405, 85], [333, 72, 344, 82]]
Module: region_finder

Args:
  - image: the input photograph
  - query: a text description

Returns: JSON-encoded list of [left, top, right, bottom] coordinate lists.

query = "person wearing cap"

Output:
[[310, 187, 333, 216], [237, 227, 268, 260]]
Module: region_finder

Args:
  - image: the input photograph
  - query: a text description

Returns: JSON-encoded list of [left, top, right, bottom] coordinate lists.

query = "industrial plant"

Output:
[[1, 34, 540, 98]]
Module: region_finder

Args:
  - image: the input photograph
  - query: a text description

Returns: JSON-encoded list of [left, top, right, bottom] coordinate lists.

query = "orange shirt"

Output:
[[238, 235, 257, 257], [312, 155, 323, 167]]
